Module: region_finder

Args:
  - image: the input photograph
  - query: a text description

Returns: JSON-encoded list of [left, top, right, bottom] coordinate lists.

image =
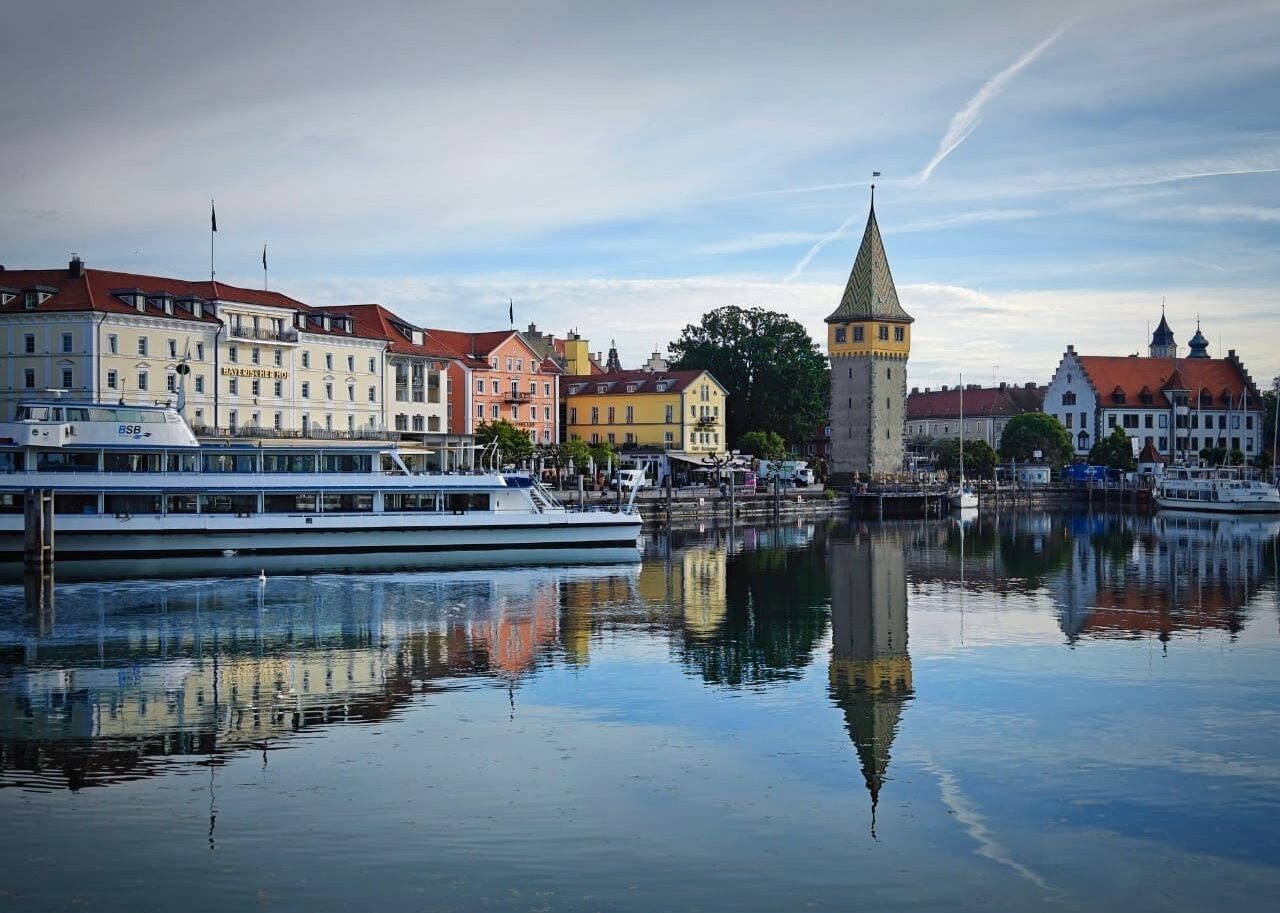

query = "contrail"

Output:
[[912, 27, 1066, 186], [783, 27, 1065, 282]]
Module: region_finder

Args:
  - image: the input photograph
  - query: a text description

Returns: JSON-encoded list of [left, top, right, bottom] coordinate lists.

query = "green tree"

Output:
[[934, 437, 998, 478], [999, 412, 1073, 464], [588, 439, 616, 470], [475, 419, 533, 465], [739, 430, 787, 460], [1263, 382, 1278, 467], [560, 438, 592, 473], [1088, 426, 1135, 470], [669, 305, 829, 448]]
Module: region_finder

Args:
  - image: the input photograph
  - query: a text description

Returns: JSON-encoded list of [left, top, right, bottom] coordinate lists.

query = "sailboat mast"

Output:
[[959, 373, 964, 482]]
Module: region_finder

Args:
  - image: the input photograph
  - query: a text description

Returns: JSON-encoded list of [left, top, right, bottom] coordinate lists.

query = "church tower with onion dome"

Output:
[[825, 188, 913, 483]]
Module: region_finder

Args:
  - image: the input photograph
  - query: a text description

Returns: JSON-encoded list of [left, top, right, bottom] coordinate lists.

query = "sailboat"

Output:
[[949, 376, 979, 510]]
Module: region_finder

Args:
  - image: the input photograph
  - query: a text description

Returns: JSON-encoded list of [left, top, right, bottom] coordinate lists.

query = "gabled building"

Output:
[[562, 369, 727, 480], [426, 329, 560, 446], [1045, 314, 1266, 463], [906, 382, 1045, 452], [825, 192, 913, 482]]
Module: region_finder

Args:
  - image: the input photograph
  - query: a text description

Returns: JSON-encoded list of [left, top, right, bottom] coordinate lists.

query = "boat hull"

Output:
[[0, 511, 641, 560], [1154, 497, 1280, 514]]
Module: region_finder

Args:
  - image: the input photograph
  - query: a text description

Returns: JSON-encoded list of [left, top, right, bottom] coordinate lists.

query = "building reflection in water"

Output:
[[828, 525, 912, 834], [0, 565, 638, 791]]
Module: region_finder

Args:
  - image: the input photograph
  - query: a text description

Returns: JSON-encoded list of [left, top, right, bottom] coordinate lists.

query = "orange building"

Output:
[[426, 329, 561, 446]]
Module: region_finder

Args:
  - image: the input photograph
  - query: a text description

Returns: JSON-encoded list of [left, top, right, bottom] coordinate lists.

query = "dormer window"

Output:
[[1111, 386, 1126, 404], [1139, 386, 1154, 405], [597, 385, 608, 394], [655, 382, 669, 392], [626, 383, 638, 393], [0, 287, 17, 306], [23, 286, 57, 309]]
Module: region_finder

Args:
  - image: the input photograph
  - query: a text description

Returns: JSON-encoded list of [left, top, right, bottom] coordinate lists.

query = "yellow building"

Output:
[[562, 368, 727, 459]]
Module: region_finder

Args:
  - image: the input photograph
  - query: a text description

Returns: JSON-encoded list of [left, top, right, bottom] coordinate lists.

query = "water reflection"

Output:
[[0, 565, 640, 790], [828, 524, 912, 833]]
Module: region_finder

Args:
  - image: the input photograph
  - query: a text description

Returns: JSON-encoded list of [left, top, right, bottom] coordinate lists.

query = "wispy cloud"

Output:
[[783, 28, 1065, 281], [910, 27, 1067, 187]]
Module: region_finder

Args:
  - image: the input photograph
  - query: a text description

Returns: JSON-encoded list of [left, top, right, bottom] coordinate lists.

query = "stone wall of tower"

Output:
[[829, 354, 906, 484]]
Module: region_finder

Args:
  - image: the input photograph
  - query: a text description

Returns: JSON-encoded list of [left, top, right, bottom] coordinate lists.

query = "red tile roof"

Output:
[[327, 304, 471, 361], [907, 385, 1045, 420], [561, 369, 710, 396], [1076, 356, 1260, 410]]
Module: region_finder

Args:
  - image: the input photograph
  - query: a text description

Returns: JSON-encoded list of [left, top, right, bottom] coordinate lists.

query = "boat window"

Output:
[[114, 408, 145, 423], [19, 406, 50, 421], [166, 453, 200, 473], [64, 407, 91, 421], [50, 408, 64, 421], [0, 451, 25, 472], [0, 493, 23, 513], [199, 494, 259, 514], [166, 494, 199, 514], [202, 453, 258, 473], [89, 408, 118, 422], [384, 492, 440, 511], [54, 493, 98, 514], [36, 451, 98, 472], [321, 492, 374, 512], [263, 453, 316, 473], [105, 493, 162, 514], [139, 410, 167, 423], [321, 453, 373, 473], [445, 492, 490, 512], [105, 452, 163, 473], [264, 493, 317, 513]]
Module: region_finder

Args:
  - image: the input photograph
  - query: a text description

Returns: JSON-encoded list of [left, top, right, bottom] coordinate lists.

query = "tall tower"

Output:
[[1149, 306, 1177, 358], [826, 190, 913, 483]]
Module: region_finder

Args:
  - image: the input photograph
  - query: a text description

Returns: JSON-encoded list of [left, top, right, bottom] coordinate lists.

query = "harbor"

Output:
[[3, 511, 1278, 912]]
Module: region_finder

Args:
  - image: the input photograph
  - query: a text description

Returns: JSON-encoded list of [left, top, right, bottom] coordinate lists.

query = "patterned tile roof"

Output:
[[825, 203, 913, 324]]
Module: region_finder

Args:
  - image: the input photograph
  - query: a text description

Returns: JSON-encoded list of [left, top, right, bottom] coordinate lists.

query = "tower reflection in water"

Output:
[[828, 525, 912, 834]]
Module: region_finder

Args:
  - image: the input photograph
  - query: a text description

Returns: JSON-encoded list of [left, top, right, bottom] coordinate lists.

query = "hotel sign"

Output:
[[221, 366, 288, 379]]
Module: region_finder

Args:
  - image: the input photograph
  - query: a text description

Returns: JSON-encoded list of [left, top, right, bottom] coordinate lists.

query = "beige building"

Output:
[[0, 259, 418, 438]]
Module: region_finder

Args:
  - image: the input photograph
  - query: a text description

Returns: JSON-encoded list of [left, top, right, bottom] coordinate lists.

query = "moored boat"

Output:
[[0, 399, 641, 560], [1154, 465, 1280, 514]]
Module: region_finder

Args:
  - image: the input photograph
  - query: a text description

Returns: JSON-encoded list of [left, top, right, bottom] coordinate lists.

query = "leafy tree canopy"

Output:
[[475, 419, 533, 465], [559, 439, 592, 469], [669, 305, 829, 448], [999, 412, 1073, 464], [1088, 426, 1135, 471], [933, 437, 998, 479], [739, 430, 787, 461]]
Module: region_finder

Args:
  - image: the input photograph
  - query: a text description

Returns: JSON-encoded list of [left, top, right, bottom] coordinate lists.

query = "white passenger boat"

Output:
[[0, 399, 641, 560], [1154, 466, 1280, 514]]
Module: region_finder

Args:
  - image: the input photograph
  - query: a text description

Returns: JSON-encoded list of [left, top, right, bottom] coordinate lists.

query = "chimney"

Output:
[[1025, 382, 1035, 389], [911, 386, 919, 395], [1066, 344, 1075, 354], [68, 254, 84, 278], [999, 381, 1007, 391], [941, 385, 949, 392]]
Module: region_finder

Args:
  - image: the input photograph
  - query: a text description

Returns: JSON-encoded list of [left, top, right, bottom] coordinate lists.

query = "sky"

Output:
[[2, 0, 1278, 389]]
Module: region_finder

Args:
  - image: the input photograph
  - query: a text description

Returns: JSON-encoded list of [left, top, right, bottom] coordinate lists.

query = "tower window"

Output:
[[835, 327, 846, 343], [886, 368, 891, 380], [878, 325, 889, 341], [894, 327, 904, 341], [853, 326, 864, 342]]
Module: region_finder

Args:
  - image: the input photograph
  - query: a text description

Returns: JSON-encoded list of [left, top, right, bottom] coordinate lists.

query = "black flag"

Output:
[[509, 299, 513, 325], [211, 201, 217, 232], [262, 244, 267, 270]]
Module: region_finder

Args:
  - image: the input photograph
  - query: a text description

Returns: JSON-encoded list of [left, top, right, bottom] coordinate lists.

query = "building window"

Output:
[[368, 357, 376, 373], [228, 345, 237, 363], [195, 376, 205, 394], [477, 379, 485, 393], [251, 347, 261, 365], [1107, 413, 1117, 427], [894, 326, 904, 341], [347, 355, 355, 372], [274, 412, 282, 430], [835, 327, 847, 343], [106, 370, 118, 390], [138, 337, 148, 357], [569, 407, 578, 424], [477, 404, 485, 418], [1065, 413, 1073, 428], [302, 351, 311, 368], [664, 431, 674, 445], [665, 405, 674, 423], [274, 348, 283, 366], [608, 406, 616, 424], [228, 378, 238, 395], [544, 406, 551, 420], [491, 403, 499, 419], [511, 405, 519, 420], [591, 407, 599, 424], [325, 383, 333, 400], [543, 383, 551, 396], [325, 353, 333, 371], [878, 325, 888, 340], [1062, 391, 1076, 406], [137, 371, 148, 391], [273, 380, 282, 397], [23, 333, 36, 354], [196, 342, 204, 360], [853, 326, 864, 342], [108, 334, 118, 354], [301, 382, 310, 399], [1123, 414, 1139, 429], [62, 332, 74, 353], [23, 368, 36, 388], [368, 386, 377, 402], [252, 379, 261, 397], [166, 374, 176, 393], [347, 384, 355, 402]]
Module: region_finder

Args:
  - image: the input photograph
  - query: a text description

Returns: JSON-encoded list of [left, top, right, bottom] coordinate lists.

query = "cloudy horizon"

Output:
[[3, 0, 1277, 388]]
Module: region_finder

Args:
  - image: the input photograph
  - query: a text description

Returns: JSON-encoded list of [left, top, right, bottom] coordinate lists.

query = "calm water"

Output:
[[2, 511, 1279, 913]]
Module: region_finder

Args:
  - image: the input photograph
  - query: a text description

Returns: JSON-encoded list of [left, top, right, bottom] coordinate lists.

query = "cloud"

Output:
[[910, 27, 1068, 187]]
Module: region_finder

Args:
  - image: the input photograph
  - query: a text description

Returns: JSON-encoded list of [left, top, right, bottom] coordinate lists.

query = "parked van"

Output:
[[610, 468, 650, 491]]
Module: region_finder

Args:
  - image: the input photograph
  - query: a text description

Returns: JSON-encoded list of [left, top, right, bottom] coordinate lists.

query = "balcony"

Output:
[[695, 416, 716, 427], [504, 391, 533, 403], [229, 325, 299, 344]]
